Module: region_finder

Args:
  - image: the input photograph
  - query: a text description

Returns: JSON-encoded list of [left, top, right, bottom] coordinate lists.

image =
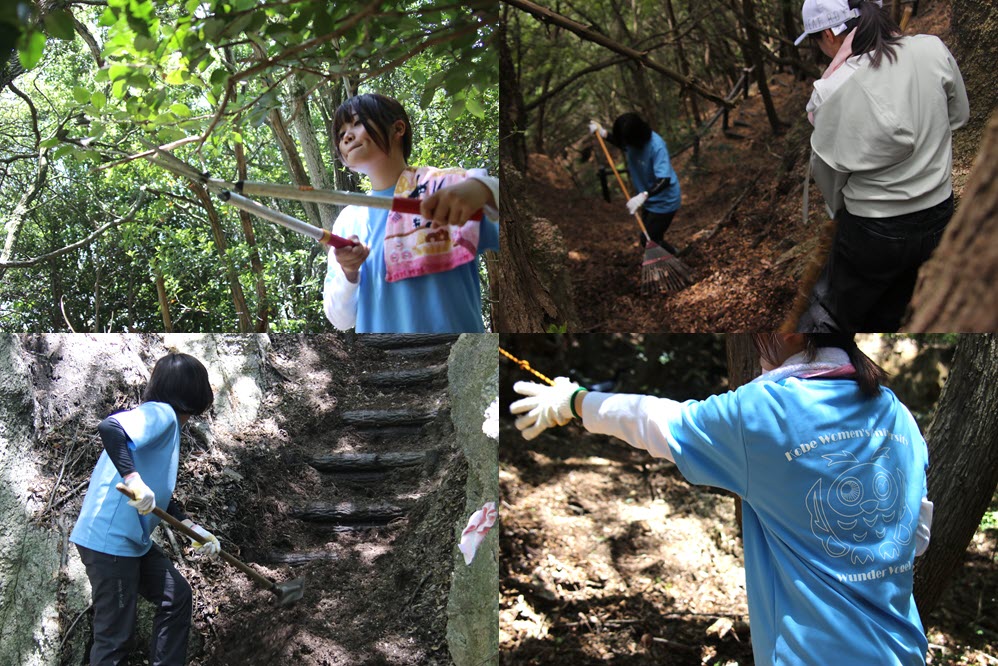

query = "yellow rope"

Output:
[[499, 347, 555, 385]]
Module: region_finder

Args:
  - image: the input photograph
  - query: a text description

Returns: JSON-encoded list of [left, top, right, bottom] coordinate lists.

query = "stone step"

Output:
[[340, 408, 438, 428], [383, 345, 452, 360], [292, 501, 407, 525], [361, 364, 448, 388], [255, 550, 341, 566], [362, 334, 459, 349], [309, 451, 433, 473]]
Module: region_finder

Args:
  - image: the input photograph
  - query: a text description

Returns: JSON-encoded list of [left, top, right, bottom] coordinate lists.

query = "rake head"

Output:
[[641, 243, 692, 294]]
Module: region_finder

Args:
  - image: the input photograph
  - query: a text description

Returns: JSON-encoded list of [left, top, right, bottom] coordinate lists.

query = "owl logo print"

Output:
[[806, 447, 914, 565]]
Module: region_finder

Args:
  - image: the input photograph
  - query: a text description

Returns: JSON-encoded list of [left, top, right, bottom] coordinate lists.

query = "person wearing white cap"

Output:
[[793, 0, 969, 332]]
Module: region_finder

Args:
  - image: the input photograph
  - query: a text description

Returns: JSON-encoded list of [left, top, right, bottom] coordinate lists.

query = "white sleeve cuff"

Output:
[[323, 261, 360, 330], [468, 170, 499, 220], [915, 498, 933, 557], [580, 392, 679, 463]]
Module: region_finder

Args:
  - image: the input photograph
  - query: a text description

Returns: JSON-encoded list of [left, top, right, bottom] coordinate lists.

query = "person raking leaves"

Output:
[[70, 353, 218, 666], [511, 333, 934, 665], [589, 113, 682, 256], [324, 93, 500, 333]]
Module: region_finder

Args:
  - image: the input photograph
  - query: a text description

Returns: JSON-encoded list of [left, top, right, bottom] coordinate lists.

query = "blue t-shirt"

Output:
[[329, 184, 500, 333], [625, 131, 680, 214], [70, 402, 181, 557], [667, 378, 928, 665]]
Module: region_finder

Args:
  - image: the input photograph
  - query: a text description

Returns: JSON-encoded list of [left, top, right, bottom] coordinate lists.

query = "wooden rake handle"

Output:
[[593, 131, 652, 241], [115, 483, 277, 592]]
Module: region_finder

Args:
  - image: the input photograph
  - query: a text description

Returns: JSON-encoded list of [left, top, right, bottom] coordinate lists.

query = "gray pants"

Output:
[[76, 543, 192, 666]]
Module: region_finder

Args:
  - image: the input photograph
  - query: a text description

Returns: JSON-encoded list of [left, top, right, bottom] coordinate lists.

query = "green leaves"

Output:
[[18, 29, 45, 69], [43, 9, 76, 41]]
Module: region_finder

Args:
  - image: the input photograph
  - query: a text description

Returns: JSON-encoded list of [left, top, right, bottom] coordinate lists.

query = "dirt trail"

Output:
[[189, 334, 465, 665]]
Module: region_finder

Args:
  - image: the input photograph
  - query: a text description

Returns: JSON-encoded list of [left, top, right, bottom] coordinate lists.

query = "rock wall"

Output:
[[0, 335, 76, 666], [446, 333, 500, 666]]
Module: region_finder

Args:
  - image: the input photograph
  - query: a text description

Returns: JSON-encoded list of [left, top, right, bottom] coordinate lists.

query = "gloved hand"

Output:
[[626, 191, 649, 215], [588, 120, 607, 138], [124, 473, 156, 515], [182, 520, 220, 559], [509, 376, 581, 441]]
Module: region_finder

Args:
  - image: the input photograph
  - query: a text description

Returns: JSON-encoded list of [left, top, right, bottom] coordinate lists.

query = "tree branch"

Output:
[[0, 192, 146, 269], [524, 55, 629, 113], [502, 0, 731, 107]]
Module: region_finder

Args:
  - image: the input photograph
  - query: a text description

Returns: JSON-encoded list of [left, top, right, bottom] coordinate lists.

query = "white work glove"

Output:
[[124, 473, 156, 515], [182, 519, 220, 559], [588, 120, 607, 138], [509, 376, 581, 441], [626, 191, 649, 215]]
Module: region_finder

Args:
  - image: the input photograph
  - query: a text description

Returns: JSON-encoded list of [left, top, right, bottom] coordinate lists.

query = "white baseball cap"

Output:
[[793, 0, 882, 46]]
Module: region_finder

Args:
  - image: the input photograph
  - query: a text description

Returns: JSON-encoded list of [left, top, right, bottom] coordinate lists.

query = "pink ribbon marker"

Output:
[[459, 502, 498, 565]]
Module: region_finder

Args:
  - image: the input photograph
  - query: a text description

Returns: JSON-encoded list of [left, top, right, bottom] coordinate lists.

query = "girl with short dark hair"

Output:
[[70, 353, 219, 666], [512, 334, 933, 665], [324, 93, 500, 333], [589, 112, 682, 254]]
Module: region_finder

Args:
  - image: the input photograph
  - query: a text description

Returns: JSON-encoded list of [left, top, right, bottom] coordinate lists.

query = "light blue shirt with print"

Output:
[[625, 131, 681, 214], [70, 402, 180, 557], [667, 378, 929, 665], [323, 183, 500, 333]]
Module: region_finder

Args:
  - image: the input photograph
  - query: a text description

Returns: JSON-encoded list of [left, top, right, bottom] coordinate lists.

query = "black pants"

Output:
[[797, 194, 953, 332], [77, 543, 192, 666], [641, 209, 678, 254]]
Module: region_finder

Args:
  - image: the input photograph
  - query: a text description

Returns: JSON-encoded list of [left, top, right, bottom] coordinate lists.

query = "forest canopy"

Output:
[[0, 0, 498, 332]]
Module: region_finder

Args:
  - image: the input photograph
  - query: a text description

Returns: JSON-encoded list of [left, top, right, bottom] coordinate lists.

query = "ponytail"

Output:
[[751, 333, 888, 398], [803, 333, 888, 397], [846, 0, 901, 68]]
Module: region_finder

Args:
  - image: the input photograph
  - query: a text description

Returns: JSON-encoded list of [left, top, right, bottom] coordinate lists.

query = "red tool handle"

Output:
[[319, 230, 359, 249], [390, 197, 485, 222]]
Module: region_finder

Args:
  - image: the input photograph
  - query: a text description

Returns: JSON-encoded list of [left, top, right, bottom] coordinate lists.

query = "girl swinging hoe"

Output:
[[70, 353, 219, 666], [323, 93, 500, 333], [511, 334, 934, 665]]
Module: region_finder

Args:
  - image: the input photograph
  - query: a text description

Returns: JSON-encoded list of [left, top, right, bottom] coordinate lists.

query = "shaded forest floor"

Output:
[[499, 424, 998, 666], [520, 1, 964, 333]]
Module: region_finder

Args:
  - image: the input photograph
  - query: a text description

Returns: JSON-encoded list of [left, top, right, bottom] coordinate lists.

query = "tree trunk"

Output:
[[496, 15, 578, 332], [248, 39, 325, 233], [905, 112, 998, 331], [494, 165, 577, 332], [0, 149, 47, 282], [781, 0, 803, 77], [500, 14, 527, 173], [950, 0, 998, 156], [154, 264, 174, 332], [664, 0, 701, 126], [913, 334, 998, 614], [291, 77, 339, 231], [187, 181, 252, 332], [725, 334, 761, 536], [317, 80, 360, 195], [233, 142, 270, 332], [741, 0, 783, 133]]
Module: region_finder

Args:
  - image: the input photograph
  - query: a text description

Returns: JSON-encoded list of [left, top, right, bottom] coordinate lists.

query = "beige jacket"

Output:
[[810, 35, 969, 218]]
